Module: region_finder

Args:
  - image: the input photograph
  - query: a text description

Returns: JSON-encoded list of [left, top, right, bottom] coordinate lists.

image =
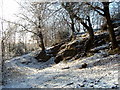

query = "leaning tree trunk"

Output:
[[62, 3, 94, 53], [84, 25, 94, 52], [74, 15, 94, 43], [35, 31, 51, 62], [80, 16, 94, 52], [102, 2, 118, 49]]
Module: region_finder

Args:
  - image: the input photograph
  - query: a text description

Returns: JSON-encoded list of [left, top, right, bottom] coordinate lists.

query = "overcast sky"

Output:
[[0, 0, 20, 21], [0, 0, 19, 38]]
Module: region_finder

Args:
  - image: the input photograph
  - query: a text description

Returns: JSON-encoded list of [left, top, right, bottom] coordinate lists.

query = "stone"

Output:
[[79, 63, 88, 69], [80, 84, 85, 87], [35, 51, 51, 62], [66, 82, 74, 86], [54, 43, 77, 63], [111, 85, 118, 89], [54, 55, 63, 64], [62, 67, 70, 70]]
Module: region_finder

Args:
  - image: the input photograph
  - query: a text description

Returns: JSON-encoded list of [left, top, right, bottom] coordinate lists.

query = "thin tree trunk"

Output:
[[70, 16, 75, 34], [38, 31, 45, 52], [1, 39, 5, 85], [80, 18, 94, 41], [71, 18, 76, 39]]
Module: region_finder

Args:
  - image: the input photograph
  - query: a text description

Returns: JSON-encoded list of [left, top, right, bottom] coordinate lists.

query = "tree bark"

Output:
[[35, 31, 48, 61], [102, 2, 118, 49], [70, 17, 76, 40], [62, 2, 94, 52], [70, 16, 75, 34], [74, 15, 94, 52], [75, 15, 94, 40], [38, 31, 45, 52], [1, 39, 5, 85]]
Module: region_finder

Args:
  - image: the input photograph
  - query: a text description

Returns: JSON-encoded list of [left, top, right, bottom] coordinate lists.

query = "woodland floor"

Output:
[[2, 48, 120, 88]]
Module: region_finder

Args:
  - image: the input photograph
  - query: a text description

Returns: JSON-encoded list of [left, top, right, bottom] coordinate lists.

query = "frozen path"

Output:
[[2, 51, 120, 88]]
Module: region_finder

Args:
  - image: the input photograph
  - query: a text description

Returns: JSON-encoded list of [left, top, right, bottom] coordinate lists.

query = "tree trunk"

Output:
[[62, 3, 94, 52], [1, 39, 5, 85], [38, 31, 45, 52], [74, 15, 94, 52], [87, 16, 94, 41], [80, 19, 94, 40], [74, 15, 94, 40], [70, 16, 75, 34], [69, 15, 76, 40], [1, 40, 5, 59], [84, 16, 94, 52], [102, 2, 118, 49], [35, 31, 49, 61]]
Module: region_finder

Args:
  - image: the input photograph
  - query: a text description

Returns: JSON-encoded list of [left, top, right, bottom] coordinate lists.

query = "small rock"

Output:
[[95, 81, 98, 85], [83, 80, 87, 82], [96, 79, 100, 82], [21, 61, 31, 65], [44, 84, 48, 86], [76, 84, 81, 88], [112, 85, 118, 89], [62, 67, 70, 69], [81, 63, 87, 68], [114, 83, 119, 85], [80, 84, 85, 87], [90, 81, 94, 83], [66, 82, 74, 86], [95, 83, 97, 85], [79, 63, 87, 69], [54, 55, 63, 64], [89, 84, 94, 87]]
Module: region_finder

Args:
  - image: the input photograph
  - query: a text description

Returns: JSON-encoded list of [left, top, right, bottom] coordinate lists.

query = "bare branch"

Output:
[[1, 18, 39, 36], [85, 2, 105, 16]]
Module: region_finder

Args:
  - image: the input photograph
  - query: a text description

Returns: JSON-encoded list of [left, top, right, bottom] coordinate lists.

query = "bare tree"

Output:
[[62, 2, 94, 52], [86, 2, 118, 49]]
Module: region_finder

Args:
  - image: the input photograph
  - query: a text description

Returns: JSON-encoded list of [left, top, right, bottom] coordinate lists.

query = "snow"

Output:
[[91, 44, 109, 51], [2, 50, 120, 88]]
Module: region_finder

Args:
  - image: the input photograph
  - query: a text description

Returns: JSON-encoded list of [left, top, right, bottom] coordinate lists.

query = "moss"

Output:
[[108, 47, 120, 55], [87, 53, 94, 57]]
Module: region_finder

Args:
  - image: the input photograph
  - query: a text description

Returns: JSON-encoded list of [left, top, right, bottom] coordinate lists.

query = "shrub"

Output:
[[58, 30, 70, 40]]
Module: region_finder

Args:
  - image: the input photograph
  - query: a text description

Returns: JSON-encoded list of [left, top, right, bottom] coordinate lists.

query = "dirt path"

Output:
[[2, 53, 120, 88]]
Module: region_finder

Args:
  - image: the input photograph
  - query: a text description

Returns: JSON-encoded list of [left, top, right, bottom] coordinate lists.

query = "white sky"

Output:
[[0, 0, 37, 43], [0, 0, 20, 39], [0, 0, 20, 21]]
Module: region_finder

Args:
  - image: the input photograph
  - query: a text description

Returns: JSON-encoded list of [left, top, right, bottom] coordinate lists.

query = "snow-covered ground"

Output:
[[2, 48, 120, 88]]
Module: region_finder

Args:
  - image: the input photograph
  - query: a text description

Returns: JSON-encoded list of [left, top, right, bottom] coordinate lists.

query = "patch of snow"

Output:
[[2, 50, 120, 88], [114, 26, 120, 31], [91, 44, 109, 51]]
